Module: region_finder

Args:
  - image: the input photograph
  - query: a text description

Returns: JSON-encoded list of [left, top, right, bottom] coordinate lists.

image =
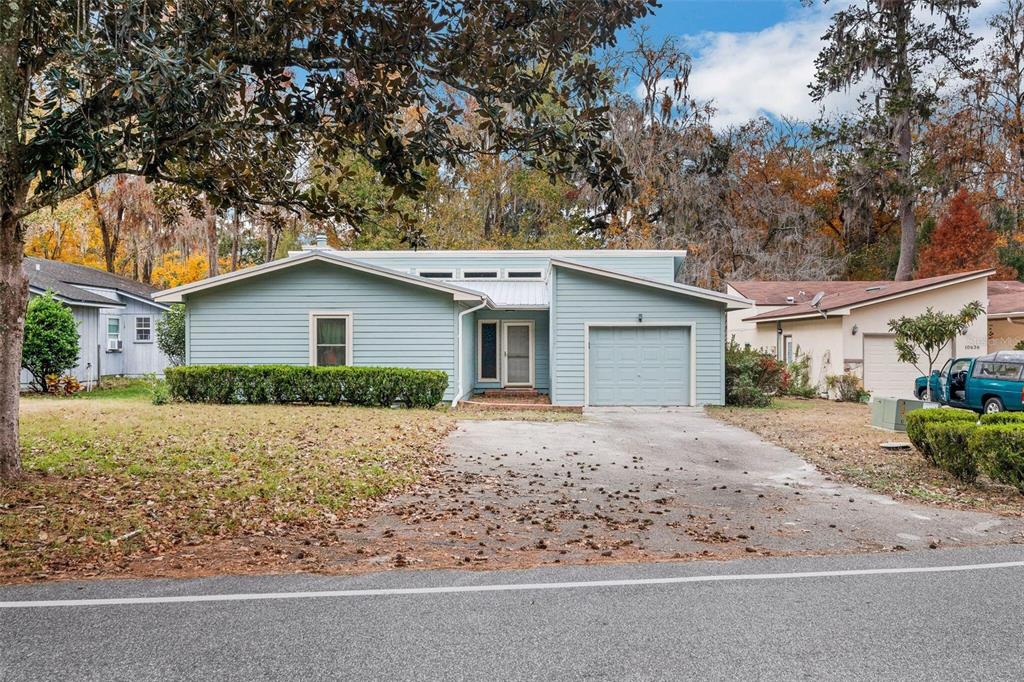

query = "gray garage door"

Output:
[[588, 326, 690, 406]]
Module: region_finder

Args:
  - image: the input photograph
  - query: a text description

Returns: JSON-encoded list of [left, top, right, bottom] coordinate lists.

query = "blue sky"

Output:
[[615, 0, 1008, 128]]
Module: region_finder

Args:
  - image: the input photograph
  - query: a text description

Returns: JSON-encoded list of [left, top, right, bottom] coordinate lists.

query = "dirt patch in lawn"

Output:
[[708, 399, 1024, 516]]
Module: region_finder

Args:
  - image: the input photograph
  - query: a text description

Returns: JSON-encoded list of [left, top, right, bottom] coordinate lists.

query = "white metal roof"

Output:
[[456, 280, 550, 309]]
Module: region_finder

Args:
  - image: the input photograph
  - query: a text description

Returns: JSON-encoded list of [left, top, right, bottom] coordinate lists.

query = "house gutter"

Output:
[[453, 301, 489, 408]]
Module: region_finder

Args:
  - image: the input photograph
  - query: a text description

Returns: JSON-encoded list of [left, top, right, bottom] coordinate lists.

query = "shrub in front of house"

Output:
[[969, 425, 1024, 493], [905, 408, 978, 462], [924, 421, 980, 483], [979, 412, 1024, 426], [724, 340, 788, 407], [825, 373, 869, 403], [165, 365, 448, 408]]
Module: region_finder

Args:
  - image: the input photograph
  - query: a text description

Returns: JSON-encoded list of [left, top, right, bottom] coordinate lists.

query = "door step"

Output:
[[482, 389, 539, 398]]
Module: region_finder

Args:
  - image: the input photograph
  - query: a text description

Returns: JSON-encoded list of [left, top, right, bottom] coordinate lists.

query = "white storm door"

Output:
[[502, 322, 534, 387]]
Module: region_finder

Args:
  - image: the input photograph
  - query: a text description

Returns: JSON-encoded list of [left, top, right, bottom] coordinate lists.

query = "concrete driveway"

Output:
[[393, 407, 1023, 565]]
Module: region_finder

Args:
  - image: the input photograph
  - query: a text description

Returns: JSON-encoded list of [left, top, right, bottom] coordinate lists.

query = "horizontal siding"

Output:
[[21, 302, 102, 389], [471, 310, 550, 392], [98, 298, 171, 377], [186, 260, 460, 400], [341, 253, 678, 282], [551, 268, 726, 406]]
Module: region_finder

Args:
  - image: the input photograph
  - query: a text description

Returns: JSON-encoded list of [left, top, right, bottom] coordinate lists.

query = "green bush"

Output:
[[785, 352, 818, 398], [165, 365, 448, 408], [905, 408, 977, 462], [924, 421, 979, 482], [21, 292, 80, 392], [979, 412, 1024, 426], [825, 373, 869, 403], [156, 304, 186, 366], [970, 425, 1024, 493], [725, 340, 788, 407]]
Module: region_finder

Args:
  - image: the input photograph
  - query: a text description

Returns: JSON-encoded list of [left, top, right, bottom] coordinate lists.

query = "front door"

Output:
[[502, 322, 533, 387]]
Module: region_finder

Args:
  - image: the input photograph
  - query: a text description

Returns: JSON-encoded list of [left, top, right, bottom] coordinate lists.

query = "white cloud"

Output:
[[680, 0, 1007, 129]]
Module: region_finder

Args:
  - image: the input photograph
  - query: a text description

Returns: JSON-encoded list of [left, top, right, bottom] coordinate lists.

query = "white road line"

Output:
[[2, 560, 1023, 609]]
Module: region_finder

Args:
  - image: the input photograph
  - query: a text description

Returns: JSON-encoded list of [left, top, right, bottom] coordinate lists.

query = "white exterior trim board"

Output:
[[308, 311, 354, 367]]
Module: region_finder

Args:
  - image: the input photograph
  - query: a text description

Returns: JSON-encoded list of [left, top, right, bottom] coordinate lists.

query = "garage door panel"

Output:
[[863, 335, 951, 398], [588, 326, 690, 406]]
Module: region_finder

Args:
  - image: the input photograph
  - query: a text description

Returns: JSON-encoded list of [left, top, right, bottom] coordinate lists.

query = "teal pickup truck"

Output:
[[915, 351, 1024, 414]]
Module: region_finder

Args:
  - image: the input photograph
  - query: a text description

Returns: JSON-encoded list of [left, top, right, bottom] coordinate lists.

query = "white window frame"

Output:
[[135, 315, 153, 343], [783, 335, 794, 364], [107, 317, 121, 341], [308, 311, 353, 366], [501, 320, 535, 387], [477, 320, 501, 382], [582, 322, 697, 408], [460, 268, 500, 280], [415, 269, 455, 279], [503, 269, 544, 280]]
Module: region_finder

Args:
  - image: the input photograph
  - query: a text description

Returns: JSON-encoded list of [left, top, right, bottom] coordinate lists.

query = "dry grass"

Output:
[[1, 397, 454, 580], [709, 398, 1024, 516]]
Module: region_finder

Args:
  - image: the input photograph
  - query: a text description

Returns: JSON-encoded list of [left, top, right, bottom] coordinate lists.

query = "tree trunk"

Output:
[[0, 211, 28, 480], [1, 9, 28, 480], [205, 200, 219, 277], [89, 186, 121, 274], [894, 113, 916, 281], [230, 209, 240, 271]]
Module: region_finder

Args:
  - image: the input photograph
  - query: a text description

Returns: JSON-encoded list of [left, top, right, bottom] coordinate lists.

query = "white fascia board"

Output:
[[549, 258, 753, 309]]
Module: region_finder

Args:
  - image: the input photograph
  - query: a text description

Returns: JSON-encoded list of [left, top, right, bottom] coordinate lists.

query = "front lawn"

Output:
[[1, 397, 454, 581], [709, 399, 1023, 515]]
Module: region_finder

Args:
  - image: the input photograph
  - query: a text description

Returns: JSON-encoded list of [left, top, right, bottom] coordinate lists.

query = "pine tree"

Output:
[[916, 189, 1017, 278]]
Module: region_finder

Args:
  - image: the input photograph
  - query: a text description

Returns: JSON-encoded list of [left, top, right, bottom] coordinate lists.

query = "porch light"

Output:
[[638, 313, 643, 323], [852, 324, 859, 336]]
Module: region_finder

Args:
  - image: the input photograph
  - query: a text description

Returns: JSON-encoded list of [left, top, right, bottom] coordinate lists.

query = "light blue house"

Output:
[[155, 246, 752, 406], [22, 258, 172, 389]]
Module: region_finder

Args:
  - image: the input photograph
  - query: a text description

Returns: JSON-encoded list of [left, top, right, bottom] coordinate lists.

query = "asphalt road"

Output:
[[2, 546, 1023, 681]]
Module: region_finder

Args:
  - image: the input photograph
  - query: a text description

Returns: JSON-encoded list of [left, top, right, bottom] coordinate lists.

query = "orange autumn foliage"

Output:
[[916, 189, 1017, 280]]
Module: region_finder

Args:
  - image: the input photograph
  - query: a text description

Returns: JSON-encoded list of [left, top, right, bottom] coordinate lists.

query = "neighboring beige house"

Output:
[[987, 280, 1024, 352], [726, 270, 996, 399]]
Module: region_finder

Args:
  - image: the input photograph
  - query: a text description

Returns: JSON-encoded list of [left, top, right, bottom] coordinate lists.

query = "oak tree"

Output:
[[0, 0, 653, 478]]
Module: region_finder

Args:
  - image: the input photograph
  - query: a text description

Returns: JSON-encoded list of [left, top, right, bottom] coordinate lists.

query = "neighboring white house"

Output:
[[987, 280, 1024, 351], [726, 270, 996, 399], [21, 257, 172, 389]]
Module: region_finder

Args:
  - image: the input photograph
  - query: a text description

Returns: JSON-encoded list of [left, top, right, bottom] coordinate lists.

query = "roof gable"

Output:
[[154, 251, 492, 304], [551, 258, 752, 309]]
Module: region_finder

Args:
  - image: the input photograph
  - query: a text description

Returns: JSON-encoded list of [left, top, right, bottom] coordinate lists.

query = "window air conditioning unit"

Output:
[[107, 339, 123, 352]]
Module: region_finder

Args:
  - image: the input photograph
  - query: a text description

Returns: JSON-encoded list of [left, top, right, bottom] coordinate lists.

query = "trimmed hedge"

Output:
[[979, 412, 1024, 426], [970, 426, 1024, 493], [904, 408, 977, 462], [165, 365, 448, 408], [924, 422, 979, 483]]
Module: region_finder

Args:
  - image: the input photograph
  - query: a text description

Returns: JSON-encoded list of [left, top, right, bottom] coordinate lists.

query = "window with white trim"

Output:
[[417, 270, 454, 279], [311, 314, 351, 366], [504, 269, 543, 280], [478, 321, 499, 381], [135, 316, 152, 342], [106, 317, 122, 352]]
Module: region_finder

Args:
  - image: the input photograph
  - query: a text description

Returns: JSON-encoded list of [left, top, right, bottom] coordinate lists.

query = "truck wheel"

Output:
[[916, 387, 927, 400], [983, 397, 1004, 414]]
